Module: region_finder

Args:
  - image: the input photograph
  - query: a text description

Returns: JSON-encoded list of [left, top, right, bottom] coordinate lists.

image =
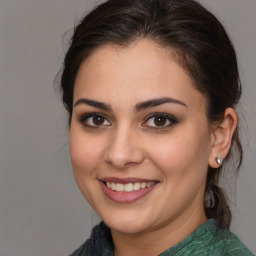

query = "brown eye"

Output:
[[154, 116, 167, 126], [93, 116, 105, 125], [80, 113, 111, 127], [143, 113, 177, 129]]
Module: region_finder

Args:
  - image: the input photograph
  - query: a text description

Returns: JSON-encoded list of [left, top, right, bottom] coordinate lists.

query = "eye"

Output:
[[79, 113, 111, 127], [142, 113, 177, 129]]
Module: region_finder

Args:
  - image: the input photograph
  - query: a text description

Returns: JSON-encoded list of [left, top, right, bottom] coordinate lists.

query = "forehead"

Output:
[[73, 39, 206, 110]]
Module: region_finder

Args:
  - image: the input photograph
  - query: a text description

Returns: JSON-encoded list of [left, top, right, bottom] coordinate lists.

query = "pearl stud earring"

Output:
[[215, 156, 222, 165]]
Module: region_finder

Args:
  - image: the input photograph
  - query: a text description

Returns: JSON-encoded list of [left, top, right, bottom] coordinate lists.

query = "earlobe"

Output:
[[208, 108, 238, 168]]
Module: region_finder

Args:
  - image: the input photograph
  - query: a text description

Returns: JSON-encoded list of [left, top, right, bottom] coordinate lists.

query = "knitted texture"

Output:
[[160, 219, 254, 256], [69, 219, 254, 256]]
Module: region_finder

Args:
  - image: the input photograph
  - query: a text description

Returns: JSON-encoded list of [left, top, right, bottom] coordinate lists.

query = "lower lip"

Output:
[[100, 182, 157, 203]]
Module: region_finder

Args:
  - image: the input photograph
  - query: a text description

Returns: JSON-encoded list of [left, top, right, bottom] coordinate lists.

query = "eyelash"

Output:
[[79, 113, 111, 128], [78, 112, 177, 130], [142, 113, 178, 130]]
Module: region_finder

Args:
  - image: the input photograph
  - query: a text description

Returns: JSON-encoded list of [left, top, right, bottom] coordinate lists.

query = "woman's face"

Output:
[[69, 40, 214, 234]]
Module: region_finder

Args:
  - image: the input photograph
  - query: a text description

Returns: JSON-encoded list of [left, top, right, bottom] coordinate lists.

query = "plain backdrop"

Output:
[[0, 0, 255, 255]]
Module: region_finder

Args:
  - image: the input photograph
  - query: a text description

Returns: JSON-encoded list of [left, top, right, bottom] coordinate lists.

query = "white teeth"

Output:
[[111, 182, 116, 190], [105, 181, 155, 192], [141, 182, 146, 189], [115, 183, 124, 192], [146, 182, 154, 188], [134, 182, 141, 191], [124, 183, 133, 192]]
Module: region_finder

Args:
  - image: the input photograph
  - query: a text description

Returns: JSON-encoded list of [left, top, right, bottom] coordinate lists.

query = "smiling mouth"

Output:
[[105, 181, 155, 192], [99, 178, 159, 203]]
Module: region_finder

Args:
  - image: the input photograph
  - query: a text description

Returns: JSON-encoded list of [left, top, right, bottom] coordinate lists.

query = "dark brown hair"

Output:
[[59, 0, 242, 229]]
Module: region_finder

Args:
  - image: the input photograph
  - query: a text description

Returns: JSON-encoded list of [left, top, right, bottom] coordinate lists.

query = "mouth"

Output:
[[105, 181, 155, 192], [98, 177, 159, 203]]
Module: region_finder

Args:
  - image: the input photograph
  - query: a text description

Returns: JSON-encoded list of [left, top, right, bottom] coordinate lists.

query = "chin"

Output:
[[101, 212, 152, 234], [109, 222, 147, 234]]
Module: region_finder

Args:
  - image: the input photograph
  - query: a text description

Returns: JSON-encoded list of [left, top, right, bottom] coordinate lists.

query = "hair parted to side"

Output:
[[59, 0, 243, 229]]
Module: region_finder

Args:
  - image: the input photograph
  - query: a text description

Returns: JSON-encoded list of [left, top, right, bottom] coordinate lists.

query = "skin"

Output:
[[69, 39, 237, 256]]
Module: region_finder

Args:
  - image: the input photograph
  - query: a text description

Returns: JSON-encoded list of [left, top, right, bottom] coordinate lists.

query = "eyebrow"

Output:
[[135, 97, 187, 112], [74, 98, 112, 111], [74, 97, 187, 112]]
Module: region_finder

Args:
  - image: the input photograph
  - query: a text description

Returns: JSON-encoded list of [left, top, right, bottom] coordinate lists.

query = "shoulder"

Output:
[[211, 228, 254, 256], [161, 220, 254, 256]]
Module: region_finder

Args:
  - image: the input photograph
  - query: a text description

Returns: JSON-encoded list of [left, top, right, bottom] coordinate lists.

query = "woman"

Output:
[[59, 0, 253, 255]]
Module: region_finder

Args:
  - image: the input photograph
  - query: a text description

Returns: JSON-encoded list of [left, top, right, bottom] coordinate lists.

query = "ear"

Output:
[[208, 108, 238, 168]]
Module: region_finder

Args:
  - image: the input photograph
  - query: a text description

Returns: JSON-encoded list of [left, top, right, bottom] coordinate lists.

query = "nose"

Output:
[[104, 125, 145, 169]]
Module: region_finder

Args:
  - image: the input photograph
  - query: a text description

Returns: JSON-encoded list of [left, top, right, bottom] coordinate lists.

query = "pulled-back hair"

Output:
[[59, 0, 242, 229]]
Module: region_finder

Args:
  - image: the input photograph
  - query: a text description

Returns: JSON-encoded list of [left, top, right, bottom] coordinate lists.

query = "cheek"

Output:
[[69, 127, 105, 207], [69, 127, 102, 178], [147, 127, 211, 177], [146, 128, 211, 215]]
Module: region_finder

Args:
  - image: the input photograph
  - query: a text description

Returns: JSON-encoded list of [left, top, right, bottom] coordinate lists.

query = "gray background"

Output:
[[0, 0, 255, 255]]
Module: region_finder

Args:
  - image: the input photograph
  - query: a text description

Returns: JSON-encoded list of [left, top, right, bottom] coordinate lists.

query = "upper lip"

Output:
[[98, 177, 159, 184]]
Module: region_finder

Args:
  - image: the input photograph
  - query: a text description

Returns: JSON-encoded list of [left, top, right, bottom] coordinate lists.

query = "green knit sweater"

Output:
[[69, 219, 254, 256], [160, 219, 254, 256]]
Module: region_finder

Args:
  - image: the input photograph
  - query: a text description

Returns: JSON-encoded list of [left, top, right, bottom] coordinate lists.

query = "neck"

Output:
[[111, 207, 207, 256]]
